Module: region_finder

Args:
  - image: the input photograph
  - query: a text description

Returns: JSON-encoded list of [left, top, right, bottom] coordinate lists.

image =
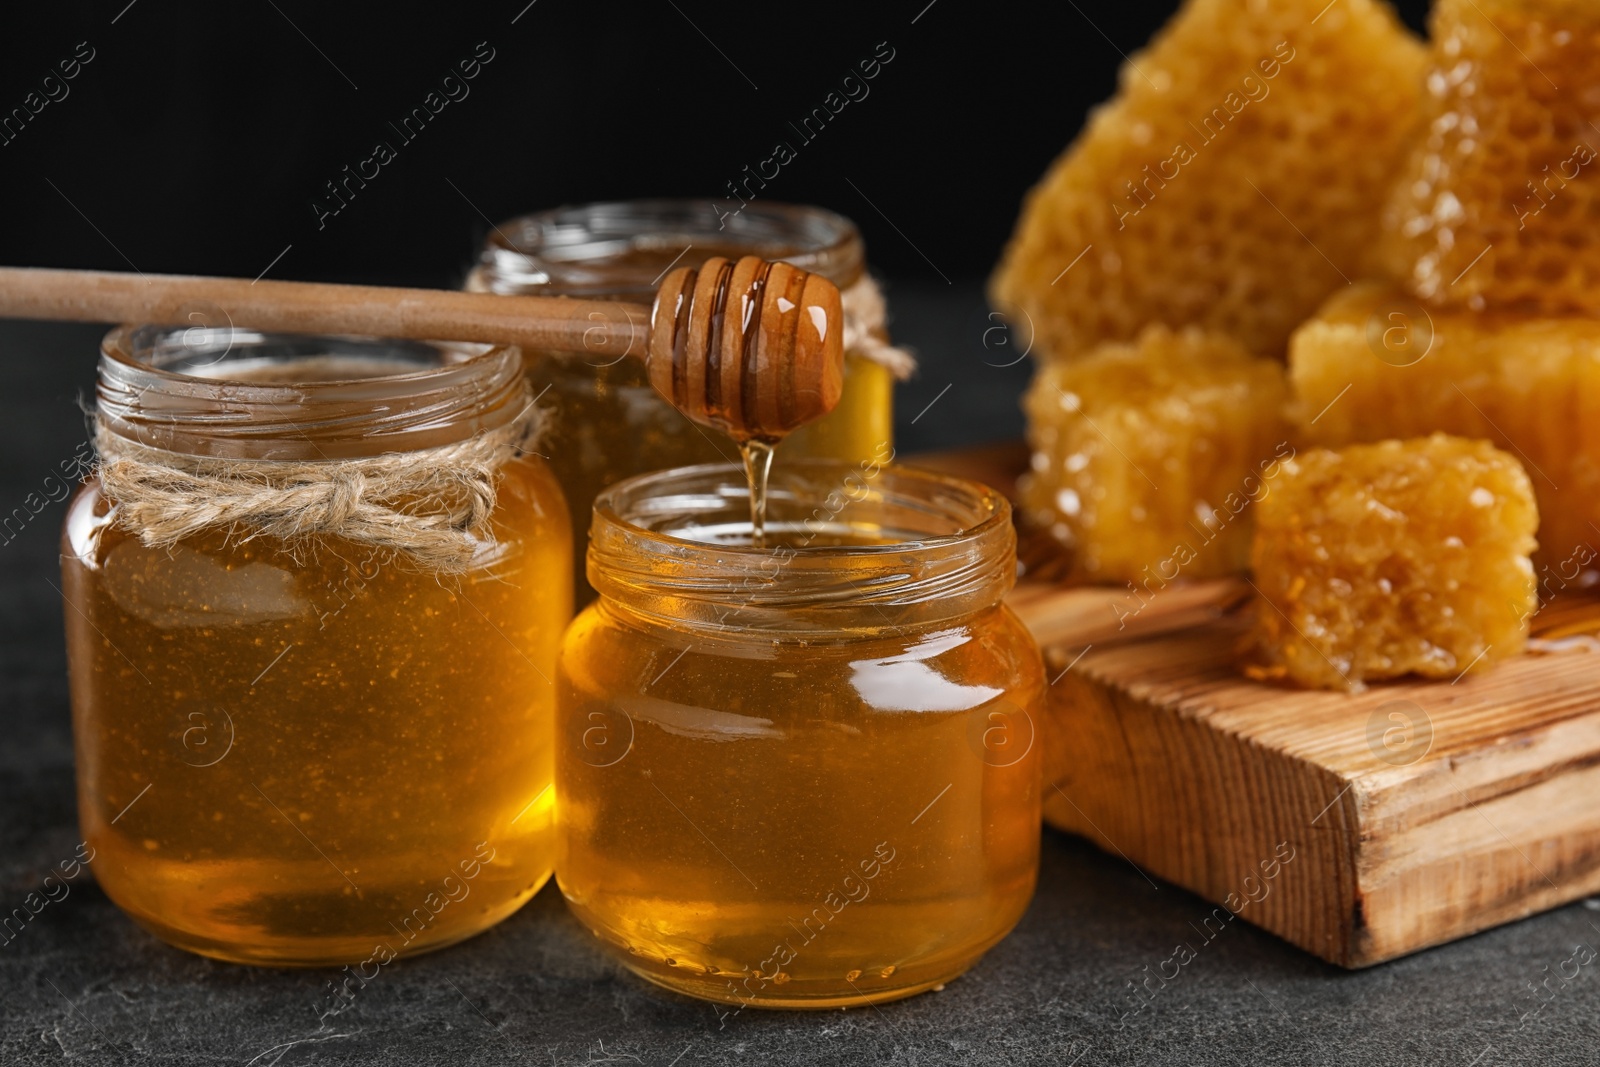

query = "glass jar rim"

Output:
[[97, 325, 524, 461], [588, 461, 1016, 636], [471, 199, 866, 298]]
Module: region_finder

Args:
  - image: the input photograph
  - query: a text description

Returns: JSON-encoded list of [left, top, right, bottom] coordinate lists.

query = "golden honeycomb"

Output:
[[1248, 434, 1538, 691], [1378, 0, 1600, 312], [1020, 326, 1289, 584], [1290, 281, 1600, 566], [989, 0, 1425, 360]]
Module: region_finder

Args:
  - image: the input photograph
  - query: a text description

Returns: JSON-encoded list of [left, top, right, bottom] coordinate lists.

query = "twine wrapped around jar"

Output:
[[94, 401, 546, 572], [841, 275, 917, 381]]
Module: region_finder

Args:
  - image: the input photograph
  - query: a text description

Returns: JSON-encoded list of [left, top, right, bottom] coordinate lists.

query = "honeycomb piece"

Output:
[[1020, 326, 1290, 584], [1290, 281, 1600, 567], [1377, 0, 1600, 312], [1248, 435, 1537, 691], [989, 0, 1425, 360]]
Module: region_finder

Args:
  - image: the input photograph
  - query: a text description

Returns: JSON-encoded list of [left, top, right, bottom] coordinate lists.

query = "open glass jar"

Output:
[[556, 460, 1043, 1009], [61, 327, 569, 966], [466, 199, 909, 604]]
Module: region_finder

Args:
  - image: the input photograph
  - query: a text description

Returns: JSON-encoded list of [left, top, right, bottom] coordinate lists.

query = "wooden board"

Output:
[[912, 443, 1600, 968]]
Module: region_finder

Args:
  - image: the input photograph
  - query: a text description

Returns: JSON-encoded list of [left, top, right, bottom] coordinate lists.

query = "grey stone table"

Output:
[[4, 294, 1599, 1066]]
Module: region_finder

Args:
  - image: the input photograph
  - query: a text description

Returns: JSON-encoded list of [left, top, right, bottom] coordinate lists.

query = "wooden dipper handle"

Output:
[[647, 255, 845, 442], [0, 259, 847, 441]]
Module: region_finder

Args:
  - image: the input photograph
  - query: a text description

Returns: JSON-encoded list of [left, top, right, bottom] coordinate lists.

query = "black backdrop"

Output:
[[0, 0, 1430, 289]]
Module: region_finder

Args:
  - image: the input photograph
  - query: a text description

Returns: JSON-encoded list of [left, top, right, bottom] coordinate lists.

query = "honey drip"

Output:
[[741, 440, 776, 548]]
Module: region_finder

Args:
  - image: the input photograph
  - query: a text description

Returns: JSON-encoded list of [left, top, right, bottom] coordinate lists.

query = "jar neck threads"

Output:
[[588, 461, 1016, 637]]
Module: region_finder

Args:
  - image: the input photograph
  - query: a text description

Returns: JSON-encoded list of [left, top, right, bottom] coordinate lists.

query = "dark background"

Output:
[[0, 0, 1430, 288], [0, 0, 1430, 452]]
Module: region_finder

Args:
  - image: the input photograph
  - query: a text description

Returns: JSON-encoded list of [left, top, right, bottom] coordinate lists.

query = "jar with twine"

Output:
[[92, 325, 551, 572], [61, 324, 570, 965]]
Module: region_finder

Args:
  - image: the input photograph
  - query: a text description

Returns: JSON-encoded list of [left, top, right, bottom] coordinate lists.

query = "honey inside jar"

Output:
[[466, 199, 902, 604], [557, 462, 1043, 1009], [61, 329, 569, 966]]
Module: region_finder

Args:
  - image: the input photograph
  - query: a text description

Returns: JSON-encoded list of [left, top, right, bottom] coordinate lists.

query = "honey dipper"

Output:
[[0, 256, 844, 442]]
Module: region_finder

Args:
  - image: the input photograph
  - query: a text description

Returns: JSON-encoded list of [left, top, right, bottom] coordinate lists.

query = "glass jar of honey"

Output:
[[556, 460, 1043, 1010], [61, 327, 570, 966], [466, 199, 912, 604]]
